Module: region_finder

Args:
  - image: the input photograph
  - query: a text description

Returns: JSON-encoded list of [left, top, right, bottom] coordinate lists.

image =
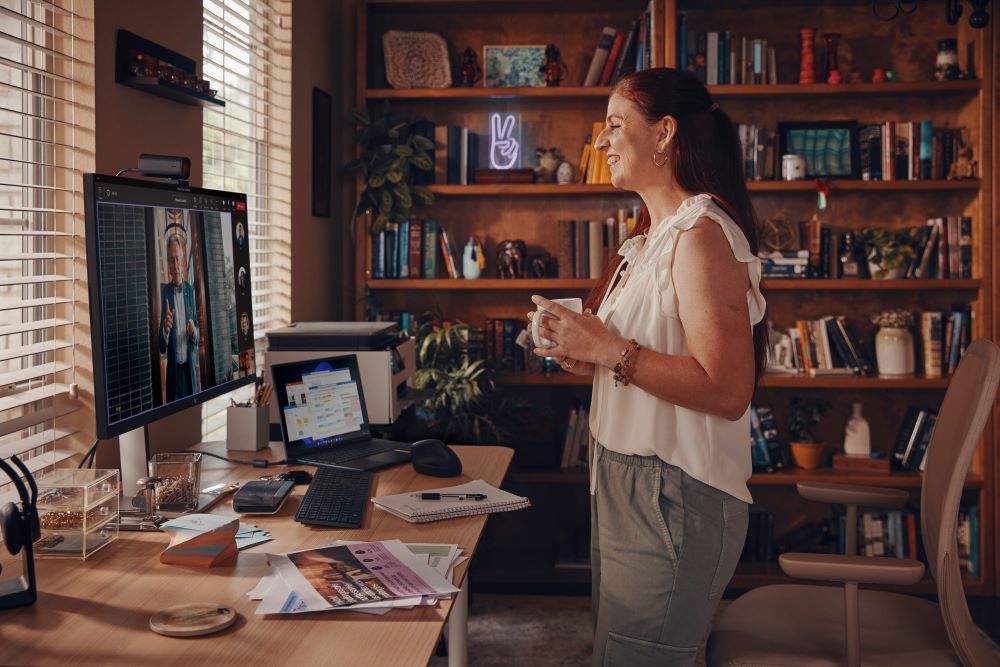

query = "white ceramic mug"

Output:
[[531, 297, 582, 349], [782, 154, 806, 180]]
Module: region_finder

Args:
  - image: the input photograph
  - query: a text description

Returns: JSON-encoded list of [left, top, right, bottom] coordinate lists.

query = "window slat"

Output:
[[0, 362, 72, 387], [0, 318, 72, 337], [0, 274, 71, 287], [0, 383, 71, 412], [0, 403, 76, 438], [0, 339, 72, 363], [0, 297, 72, 311]]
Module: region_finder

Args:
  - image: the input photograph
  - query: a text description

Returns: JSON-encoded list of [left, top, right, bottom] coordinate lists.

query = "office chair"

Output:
[[707, 338, 1000, 667]]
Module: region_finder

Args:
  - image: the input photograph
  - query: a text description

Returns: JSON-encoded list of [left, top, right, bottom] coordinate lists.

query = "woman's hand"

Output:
[[527, 295, 621, 370]]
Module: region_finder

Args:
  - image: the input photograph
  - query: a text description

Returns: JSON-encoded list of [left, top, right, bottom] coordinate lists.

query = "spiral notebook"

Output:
[[372, 480, 530, 523]]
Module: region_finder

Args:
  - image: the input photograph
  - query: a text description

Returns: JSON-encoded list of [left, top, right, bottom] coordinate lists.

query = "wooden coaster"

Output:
[[149, 602, 237, 637]]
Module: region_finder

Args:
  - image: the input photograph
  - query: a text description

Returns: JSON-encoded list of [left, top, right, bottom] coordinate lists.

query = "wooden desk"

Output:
[[0, 444, 513, 667]]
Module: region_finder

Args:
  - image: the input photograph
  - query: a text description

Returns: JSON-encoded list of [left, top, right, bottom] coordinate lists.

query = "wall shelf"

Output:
[[425, 180, 979, 196], [118, 76, 225, 107], [366, 80, 980, 100], [497, 372, 951, 389], [114, 29, 224, 107]]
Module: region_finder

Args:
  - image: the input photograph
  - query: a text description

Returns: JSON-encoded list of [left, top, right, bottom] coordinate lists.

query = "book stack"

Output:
[[560, 404, 591, 469], [578, 121, 613, 184], [759, 250, 809, 279], [557, 209, 637, 279], [784, 316, 876, 377], [582, 2, 655, 87], [737, 124, 775, 181], [678, 18, 778, 86], [919, 305, 972, 378], [890, 406, 938, 471], [368, 217, 462, 280], [858, 122, 971, 181]]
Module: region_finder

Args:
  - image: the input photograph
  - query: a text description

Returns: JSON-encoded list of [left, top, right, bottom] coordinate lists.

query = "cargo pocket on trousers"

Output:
[[604, 631, 698, 667], [708, 499, 749, 599]]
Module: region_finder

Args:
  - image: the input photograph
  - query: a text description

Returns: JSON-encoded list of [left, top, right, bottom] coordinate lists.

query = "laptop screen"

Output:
[[270, 355, 372, 455]]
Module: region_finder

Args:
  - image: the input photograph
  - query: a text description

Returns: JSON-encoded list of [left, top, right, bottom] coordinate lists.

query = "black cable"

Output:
[[78, 439, 99, 469], [163, 451, 287, 468]]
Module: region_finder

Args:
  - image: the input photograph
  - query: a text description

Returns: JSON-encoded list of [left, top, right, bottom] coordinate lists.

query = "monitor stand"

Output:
[[115, 426, 163, 531]]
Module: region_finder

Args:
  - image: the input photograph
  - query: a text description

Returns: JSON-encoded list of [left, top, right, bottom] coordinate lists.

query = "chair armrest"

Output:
[[796, 481, 909, 510], [779, 552, 925, 585]]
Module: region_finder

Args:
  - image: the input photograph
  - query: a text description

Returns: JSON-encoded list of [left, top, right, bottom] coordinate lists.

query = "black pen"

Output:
[[420, 493, 487, 500]]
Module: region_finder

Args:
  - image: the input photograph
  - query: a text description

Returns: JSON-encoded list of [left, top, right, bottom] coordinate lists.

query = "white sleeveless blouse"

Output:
[[589, 193, 766, 503]]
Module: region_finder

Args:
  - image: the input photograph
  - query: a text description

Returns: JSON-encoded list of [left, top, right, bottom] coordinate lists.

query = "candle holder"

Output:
[[822, 33, 842, 84], [799, 27, 816, 84]]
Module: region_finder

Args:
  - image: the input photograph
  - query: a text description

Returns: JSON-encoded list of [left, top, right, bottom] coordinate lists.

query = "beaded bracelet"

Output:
[[612, 338, 641, 387]]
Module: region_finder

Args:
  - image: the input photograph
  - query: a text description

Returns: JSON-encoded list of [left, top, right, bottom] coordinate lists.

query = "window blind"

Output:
[[201, 0, 291, 440], [0, 0, 94, 489]]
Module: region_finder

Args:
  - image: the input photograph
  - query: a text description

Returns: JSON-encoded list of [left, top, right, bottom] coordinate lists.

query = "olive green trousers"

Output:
[[590, 442, 749, 667]]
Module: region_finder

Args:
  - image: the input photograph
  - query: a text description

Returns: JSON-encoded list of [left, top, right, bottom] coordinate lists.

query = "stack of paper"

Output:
[[248, 540, 465, 616], [160, 514, 274, 552], [372, 480, 530, 523]]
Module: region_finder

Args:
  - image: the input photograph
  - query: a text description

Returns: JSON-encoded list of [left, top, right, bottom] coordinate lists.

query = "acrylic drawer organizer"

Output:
[[34, 469, 119, 559]]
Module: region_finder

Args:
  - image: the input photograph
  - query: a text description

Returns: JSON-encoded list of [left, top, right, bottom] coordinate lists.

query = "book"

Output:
[[611, 20, 639, 84], [598, 31, 624, 86], [584, 27, 617, 86], [372, 480, 531, 523]]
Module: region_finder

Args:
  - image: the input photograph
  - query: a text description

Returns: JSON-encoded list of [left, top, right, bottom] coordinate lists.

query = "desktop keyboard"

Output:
[[294, 466, 373, 528]]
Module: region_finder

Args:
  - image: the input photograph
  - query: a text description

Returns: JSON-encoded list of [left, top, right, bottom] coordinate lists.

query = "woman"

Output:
[[529, 68, 767, 666]]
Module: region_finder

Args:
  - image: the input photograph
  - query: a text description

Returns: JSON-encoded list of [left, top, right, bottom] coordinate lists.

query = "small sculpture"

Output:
[[529, 251, 554, 279], [872, 67, 887, 83], [541, 44, 569, 87], [496, 239, 526, 279], [556, 161, 574, 184], [460, 46, 481, 87], [947, 129, 977, 179], [533, 147, 564, 183]]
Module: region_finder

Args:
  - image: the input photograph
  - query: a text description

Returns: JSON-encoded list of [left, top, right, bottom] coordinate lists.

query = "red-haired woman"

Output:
[[529, 68, 767, 666]]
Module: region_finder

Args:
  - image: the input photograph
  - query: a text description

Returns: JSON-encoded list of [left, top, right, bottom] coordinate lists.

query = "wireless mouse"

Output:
[[410, 439, 462, 477]]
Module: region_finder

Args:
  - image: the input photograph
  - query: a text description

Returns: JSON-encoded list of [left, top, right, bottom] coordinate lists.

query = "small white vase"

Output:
[[875, 327, 915, 376]]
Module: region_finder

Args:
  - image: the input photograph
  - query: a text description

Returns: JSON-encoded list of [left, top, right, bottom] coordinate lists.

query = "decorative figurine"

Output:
[[462, 236, 484, 279], [460, 46, 481, 87], [822, 32, 841, 83], [533, 147, 564, 183], [799, 27, 816, 84], [496, 239, 526, 279], [935, 38, 960, 80], [541, 44, 569, 87], [556, 161, 574, 184], [872, 67, 887, 83]]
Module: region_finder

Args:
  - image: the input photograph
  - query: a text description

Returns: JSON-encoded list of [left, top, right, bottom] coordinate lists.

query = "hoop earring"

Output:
[[652, 150, 668, 167]]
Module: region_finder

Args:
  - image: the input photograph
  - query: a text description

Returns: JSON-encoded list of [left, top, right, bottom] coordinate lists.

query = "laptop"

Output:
[[270, 354, 412, 471]]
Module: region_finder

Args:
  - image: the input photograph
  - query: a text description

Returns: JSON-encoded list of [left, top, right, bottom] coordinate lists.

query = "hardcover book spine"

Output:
[[584, 27, 616, 86]]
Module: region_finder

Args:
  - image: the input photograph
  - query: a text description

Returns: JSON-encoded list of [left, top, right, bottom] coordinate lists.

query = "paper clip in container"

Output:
[[226, 404, 269, 452]]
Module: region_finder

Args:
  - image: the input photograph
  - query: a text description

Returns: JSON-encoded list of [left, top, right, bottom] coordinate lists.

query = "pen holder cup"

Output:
[[149, 452, 202, 513], [226, 404, 269, 452]]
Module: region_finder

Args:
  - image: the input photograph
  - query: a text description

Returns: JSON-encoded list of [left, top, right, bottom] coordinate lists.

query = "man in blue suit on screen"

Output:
[[159, 231, 200, 401]]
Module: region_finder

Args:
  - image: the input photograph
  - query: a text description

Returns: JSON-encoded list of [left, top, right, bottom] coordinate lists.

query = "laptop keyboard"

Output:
[[295, 466, 373, 528], [297, 439, 403, 466]]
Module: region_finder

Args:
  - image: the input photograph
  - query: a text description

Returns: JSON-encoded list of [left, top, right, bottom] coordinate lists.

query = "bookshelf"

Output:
[[353, 0, 994, 595]]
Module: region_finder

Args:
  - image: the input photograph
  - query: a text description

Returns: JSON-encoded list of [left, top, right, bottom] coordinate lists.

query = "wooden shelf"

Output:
[[367, 278, 981, 291], [367, 278, 594, 290], [426, 180, 979, 196], [507, 466, 983, 489], [119, 77, 225, 107], [366, 80, 979, 101], [497, 372, 951, 389]]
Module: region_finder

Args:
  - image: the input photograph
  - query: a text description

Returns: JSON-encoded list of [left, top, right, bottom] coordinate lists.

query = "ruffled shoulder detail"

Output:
[[616, 234, 646, 264], [655, 198, 767, 325]]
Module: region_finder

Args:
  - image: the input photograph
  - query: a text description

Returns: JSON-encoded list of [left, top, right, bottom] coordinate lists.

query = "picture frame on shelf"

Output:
[[777, 120, 860, 179], [483, 45, 546, 88]]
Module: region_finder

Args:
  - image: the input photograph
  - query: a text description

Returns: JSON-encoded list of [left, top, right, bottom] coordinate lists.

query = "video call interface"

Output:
[[277, 359, 365, 448], [93, 179, 256, 426]]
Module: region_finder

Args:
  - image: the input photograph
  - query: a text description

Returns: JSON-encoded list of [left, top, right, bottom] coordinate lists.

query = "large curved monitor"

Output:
[[85, 174, 257, 439]]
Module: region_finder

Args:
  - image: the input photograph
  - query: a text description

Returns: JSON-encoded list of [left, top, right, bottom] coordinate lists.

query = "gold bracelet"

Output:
[[612, 339, 640, 387]]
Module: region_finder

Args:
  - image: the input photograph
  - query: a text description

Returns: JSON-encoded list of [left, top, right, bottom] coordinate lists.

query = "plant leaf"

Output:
[[410, 153, 433, 171], [350, 106, 370, 126], [392, 183, 411, 208], [368, 173, 386, 188], [379, 189, 392, 215], [412, 186, 435, 205], [412, 134, 434, 151], [386, 169, 403, 184], [392, 145, 413, 157]]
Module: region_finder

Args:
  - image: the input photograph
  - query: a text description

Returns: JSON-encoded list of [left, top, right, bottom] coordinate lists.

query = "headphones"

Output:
[[0, 455, 39, 609]]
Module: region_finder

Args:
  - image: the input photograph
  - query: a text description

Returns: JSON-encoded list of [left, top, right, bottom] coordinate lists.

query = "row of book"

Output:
[[742, 510, 776, 563], [560, 405, 591, 469], [583, 2, 656, 87], [409, 121, 478, 186], [890, 407, 938, 472], [859, 122, 971, 182], [837, 508, 977, 576], [678, 24, 778, 86], [556, 210, 637, 279], [749, 405, 787, 473], [920, 308, 972, 379], [578, 121, 613, 185], [367, 217, 464, 279], [483, 317, 533, 373], [906, 217, 973, 280], [782, 316, 877, 377]]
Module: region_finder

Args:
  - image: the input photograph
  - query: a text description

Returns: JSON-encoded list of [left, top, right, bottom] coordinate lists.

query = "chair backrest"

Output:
[[920, 338, 1000, 667]]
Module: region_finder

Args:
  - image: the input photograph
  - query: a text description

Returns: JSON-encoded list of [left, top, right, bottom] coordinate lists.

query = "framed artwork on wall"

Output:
[[777, 120, 860, 179], [483, 45, 546, 88], [312, 87, 332, 218]]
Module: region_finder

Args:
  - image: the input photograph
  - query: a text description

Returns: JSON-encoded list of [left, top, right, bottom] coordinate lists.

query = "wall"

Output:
[[290, 0, 346, 321], [93, 1, 205, 464]]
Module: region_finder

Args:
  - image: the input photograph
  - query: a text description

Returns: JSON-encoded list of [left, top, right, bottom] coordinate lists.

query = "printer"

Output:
[[264, 322, 416, 439]]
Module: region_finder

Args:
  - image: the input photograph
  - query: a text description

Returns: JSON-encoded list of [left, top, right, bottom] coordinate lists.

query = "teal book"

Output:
[[422, 218, 438, 278]]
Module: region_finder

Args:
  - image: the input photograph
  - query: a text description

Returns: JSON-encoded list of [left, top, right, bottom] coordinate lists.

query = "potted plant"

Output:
[[787, 397, 832, 469], [870, 308, 916, 376], [343, 101, 435, 235], [855, 226, 921, 279], [405, 318, 527, 444]]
